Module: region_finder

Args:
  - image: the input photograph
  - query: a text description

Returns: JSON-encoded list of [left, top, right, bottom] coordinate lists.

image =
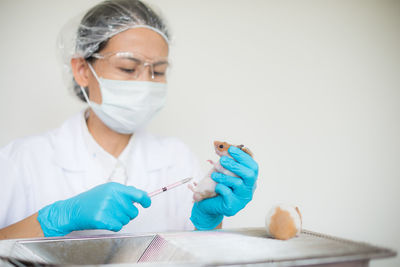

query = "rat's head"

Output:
[[213, 141, 231, 157]]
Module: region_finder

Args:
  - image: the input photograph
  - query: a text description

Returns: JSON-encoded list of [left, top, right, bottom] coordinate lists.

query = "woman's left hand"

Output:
[[190, 146, 259, 230]]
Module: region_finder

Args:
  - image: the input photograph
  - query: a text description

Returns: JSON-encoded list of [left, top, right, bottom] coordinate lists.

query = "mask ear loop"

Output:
[[79, 85, 91, 104], [87, 63, 101, 82], [79, 63, 100, 105]]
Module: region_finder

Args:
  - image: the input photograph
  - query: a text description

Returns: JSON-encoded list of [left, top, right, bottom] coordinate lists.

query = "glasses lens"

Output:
[[108, 54, 142, 79], [152, 62, 169, 81], [100, 52, 169, 81]]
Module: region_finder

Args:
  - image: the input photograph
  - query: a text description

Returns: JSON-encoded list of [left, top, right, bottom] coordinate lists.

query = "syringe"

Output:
[[148, 177, 193, 198]]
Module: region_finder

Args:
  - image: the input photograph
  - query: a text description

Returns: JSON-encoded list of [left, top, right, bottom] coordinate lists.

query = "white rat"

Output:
[[189, 141, 253, 202]]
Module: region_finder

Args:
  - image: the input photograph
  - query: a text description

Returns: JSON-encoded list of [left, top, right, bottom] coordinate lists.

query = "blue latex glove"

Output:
[[190, 146, 259, 230], [37, 182, 151, 237]]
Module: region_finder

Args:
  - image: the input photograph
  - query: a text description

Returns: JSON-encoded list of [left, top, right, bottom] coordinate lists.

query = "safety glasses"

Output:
[[91, 51, 169, 82]]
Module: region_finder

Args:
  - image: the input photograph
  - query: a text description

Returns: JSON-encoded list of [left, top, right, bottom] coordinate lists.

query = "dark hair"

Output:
[[73, 0, 169, 102]]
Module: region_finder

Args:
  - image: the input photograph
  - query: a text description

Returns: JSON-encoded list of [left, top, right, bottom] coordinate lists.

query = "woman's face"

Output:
[[87, 28, 169, 104]]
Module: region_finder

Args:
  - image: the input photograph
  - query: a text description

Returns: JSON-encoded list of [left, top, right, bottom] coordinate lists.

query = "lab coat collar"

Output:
[[53, 110, 171, 172]]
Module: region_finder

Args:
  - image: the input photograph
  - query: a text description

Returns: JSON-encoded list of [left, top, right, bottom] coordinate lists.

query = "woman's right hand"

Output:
[[37, 182, 151, 237]]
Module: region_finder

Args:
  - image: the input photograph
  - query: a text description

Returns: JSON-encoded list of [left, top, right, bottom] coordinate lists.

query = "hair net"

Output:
[[57, 0, 170, 102]]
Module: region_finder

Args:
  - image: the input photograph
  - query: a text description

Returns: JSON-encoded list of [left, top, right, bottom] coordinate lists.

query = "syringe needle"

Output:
[[148, 177, 193, 198]]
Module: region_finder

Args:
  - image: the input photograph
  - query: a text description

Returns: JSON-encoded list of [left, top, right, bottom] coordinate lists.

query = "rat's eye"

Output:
[[219, 145, 224, 149]]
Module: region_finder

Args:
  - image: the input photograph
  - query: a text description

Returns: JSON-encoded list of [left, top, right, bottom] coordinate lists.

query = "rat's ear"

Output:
[[295, 207, 302, 223], [241, 146, 253, 157], [71, 58, 90, 87]]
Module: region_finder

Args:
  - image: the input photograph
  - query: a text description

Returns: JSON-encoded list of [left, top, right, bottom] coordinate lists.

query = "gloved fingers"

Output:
[[119, 185, 151, 208], [220, 156, 257, 186], [196, 197, 220, 215], [116, 197, 140, 220], [228, 146, 259, 172], [110, 206, 131, 226], [211, 172, 244, 191], [190, 201, 224, 230], [103, 218, 124, 232], [215, 183, 234, 201], [92, 214, 124, 232], [111, 184, 146, 219]]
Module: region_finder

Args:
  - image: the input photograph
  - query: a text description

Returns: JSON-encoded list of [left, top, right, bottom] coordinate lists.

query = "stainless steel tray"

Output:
[[0, 228, 396, 266]]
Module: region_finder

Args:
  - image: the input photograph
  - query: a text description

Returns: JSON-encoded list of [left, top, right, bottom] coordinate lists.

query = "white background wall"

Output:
[[0, 0, 399, 266]]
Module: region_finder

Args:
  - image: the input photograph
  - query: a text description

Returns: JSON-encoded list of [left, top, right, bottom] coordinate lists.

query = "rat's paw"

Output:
[[193, 192, 202, 202]]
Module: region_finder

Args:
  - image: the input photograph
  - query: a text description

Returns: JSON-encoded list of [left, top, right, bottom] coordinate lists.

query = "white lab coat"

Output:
[[0, 110, 201, 235]]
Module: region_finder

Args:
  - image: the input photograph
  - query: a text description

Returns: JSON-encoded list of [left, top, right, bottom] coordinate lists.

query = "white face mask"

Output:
[[80, 64, 167, 134]]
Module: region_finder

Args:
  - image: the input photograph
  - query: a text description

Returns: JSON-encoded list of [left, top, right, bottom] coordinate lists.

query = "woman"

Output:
[[0, 0, 258, 239]]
